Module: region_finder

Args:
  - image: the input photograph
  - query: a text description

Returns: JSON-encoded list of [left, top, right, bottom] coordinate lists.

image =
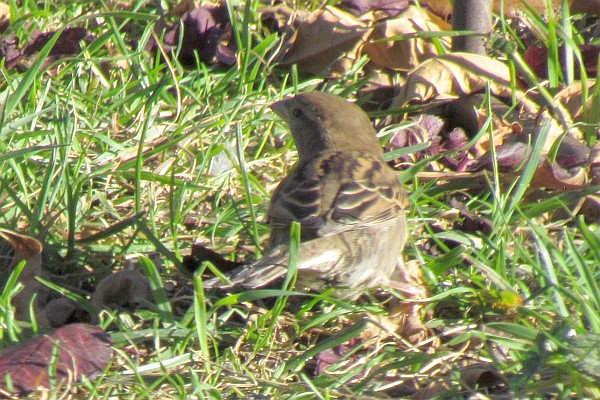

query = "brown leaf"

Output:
[[0, 324, 112, 396], [421, 0, 453, 19], [444, 126, 469, 151], [0, 229, 42, 282], [182, 243, 244, 275], [0, 2, 8, 34], [468, 142, 587, 191], [531, 158, 587, 191], [387, 114, 444, 164], [314, 338, 361, 376], [524, 44, 600, 80], [4, 27, 90, 70], [278, 6, 369, 76], [579, 195, 600, 222], [23, 27, 88, 58], [170, 0, 196, 17], [451, 200, 494, 236], [278, 5, 448, 78], [555, 80, 597, 122], [556, 135, 591, 169], [162, 3, 233, 66], [590, 143, 600, 184], [570, 0, 600, 15], [392, 53, 539, 114], [424, 0, 573, 19], [340, 0, 409, 18], [362, 5, 450, 71], [467, 140, 531, 172], [0, 229, 48, 325]]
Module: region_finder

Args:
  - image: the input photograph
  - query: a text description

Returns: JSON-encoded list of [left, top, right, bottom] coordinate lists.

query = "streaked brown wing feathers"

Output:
[[268, 151, 404, 240]]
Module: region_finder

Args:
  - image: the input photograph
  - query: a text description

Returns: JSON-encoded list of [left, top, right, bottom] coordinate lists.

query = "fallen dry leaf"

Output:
[[556, 135, 592, 169], [314, 338, 361, 376], [467, 140, 531, 173], [340, 0, 409, 18], [357, 259, 431, 343], [579, 195, 600, 222], [570, 0, 600, 15], [392, 52, 539, 114], [3, 27, 90, 70], [362, 5, 451, 72], [170, 0, 196, 17], [0, 229, 42, 282], [0, 229, 49, 326], [525, 44, 600, 80], [0, 324, 112, 396], [0, 2, 8, 33], [278, 4, 448, 78], [555, 80, 597, 123], [161, 3, 234, 66], [182, 242, 244, 275], [424, 0, 578, 19], [387, 96, 524, 172], [452, 200, 494, 236], [531, 158, 587, 191], [278, 6, 370, 76], [590, 143, 600, 184]]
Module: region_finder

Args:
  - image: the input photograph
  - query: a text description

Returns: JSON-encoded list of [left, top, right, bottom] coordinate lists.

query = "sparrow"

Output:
[[204, 92, 413, 299]]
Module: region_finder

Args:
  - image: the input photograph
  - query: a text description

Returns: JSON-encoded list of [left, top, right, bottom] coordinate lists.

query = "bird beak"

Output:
[[270, 98, 290, 121]]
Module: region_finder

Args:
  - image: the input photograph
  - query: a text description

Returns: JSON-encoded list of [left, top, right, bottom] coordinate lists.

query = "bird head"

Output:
[[270, 92, 383, 163]]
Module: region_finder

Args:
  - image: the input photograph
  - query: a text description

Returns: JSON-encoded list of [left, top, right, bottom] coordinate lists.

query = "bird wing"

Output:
[[268, 151, 406, 241]]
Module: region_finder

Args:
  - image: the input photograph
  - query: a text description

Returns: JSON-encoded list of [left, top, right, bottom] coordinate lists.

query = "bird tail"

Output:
[[201, 246, 290, 291]]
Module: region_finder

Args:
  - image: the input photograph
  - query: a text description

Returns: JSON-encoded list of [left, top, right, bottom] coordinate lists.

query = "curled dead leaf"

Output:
[[556, 135, 591, 169], [467, 140, 531, 173], [0, 229, 42, 282], [0, 2, 8, 33], [392, 53, 538, 114], [170, 0, 196, 17], [425, 0, 575, 19], [387, 114, 444, 164], [182, 242, 244, 275], [279, 6, 369, 76], [555, 80, 597, 123], [589, 143, 600, 184], [278, 4, 448, 78], [0, 324, 112, 396], [161, 3, 234, 66], [531, 158, 587, 191], [580, 195, 600, 222], [4, 27, 90, 70], [340, 0, 409, 18], [0, 229, 49, 325], [525, 44, 599, 81], [362, 5, 450, 71]]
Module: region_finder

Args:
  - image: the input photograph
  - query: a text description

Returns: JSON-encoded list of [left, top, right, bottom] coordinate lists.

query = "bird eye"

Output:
[[292, 108, 303, 118]]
